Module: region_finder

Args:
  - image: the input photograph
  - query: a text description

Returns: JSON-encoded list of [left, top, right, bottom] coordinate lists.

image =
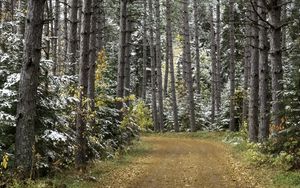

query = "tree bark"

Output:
[[76, 0, 92, 169], [116, 0, 128, 112], [148, 0, 158, 131], [229, 0, 236, 131], [44, 1, 51, 59], [166, 0, 179, 132], [183, 0, 196, 131], [269, 0, 284, 128], [248, 0, 259, 142], [17, 0, 26, 36], [155, 0, 164, 132], [281, 1, 287, 57], [124, 17, 132, 101], [97, 0, 105, 52], [193, 0, 201, 95], [77, 0, 82, 67], [210, 6, 216, 124], [52, 0, 59, 75], [63, 0, 69, 70], [164, 32, 169, 97], [258, 0, 270, 142], [15, 0, 46, 178], [141, 0, 148, 100], [216, 0, 221, 114], [68, 0, 78, 75], [242, 3, 251, 123], [88, 0, 99, 127]]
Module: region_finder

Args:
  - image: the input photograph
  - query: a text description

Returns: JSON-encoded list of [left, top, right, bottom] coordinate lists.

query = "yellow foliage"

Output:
[[96, 49, 108, 88], [270, 116, 287, 133], [128, 94, 136, 101], [175, 34, 184, 43], [1, 153, 9, 169]]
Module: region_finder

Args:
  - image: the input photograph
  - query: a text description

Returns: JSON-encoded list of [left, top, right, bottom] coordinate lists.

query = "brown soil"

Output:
[[100, 136, 262, 188]]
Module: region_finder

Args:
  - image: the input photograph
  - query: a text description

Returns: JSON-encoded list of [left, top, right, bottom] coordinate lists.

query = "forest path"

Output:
[[101, 136, 260, 188]]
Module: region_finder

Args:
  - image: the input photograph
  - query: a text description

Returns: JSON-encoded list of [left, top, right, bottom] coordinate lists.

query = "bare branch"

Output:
[[250, 0, 274, 29]]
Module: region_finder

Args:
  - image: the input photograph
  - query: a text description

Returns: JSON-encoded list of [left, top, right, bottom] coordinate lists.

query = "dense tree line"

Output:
[[0, 0, 299, 181]]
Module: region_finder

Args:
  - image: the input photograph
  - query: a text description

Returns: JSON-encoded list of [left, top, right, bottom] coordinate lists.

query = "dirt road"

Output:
[[101, 136, 260, 188]]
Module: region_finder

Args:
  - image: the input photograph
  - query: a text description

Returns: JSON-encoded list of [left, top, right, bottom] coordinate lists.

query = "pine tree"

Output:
[[15, 0, 46, 178]]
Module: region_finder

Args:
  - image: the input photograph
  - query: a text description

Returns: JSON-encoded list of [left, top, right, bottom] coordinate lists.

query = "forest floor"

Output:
[[33, 132, 286, 188]]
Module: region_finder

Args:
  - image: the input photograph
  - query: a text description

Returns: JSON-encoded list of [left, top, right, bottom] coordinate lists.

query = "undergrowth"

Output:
[[9, 140, 151, 188], [223, 125, 300, 188]]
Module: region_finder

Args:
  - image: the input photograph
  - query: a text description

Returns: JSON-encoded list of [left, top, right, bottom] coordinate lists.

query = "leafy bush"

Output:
[[261, 126, 300, 170]]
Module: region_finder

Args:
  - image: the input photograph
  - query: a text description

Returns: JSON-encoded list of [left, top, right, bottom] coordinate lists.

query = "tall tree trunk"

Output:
[[116, 0, 127, 112], [229, 0, 236, 131], [15, 0, 46, 178], [77, 0, 82, 66], [281, 2, 287, 57], [76, 0, 92, 169], [216, 0, 221, 113], [97, 0, 105, 52], [258, 0, 270, 142], [68, 0, 78, 75], [155, 0, 164, 131], [269, 0, 284, 127], [166, 0, 179, 132], [141, 0, 148, 100], [88, 0, 99, 127], [17, 0, 26, 36], [148, 0, 158, 131], [52, 0, 59, 75], [11, 0, 16, 33], [0, 1, 2, 32], [164, 32, 169, 97], [242, 2, 251, 123], [193, 0, 201, 95], [183, 0, 196, 131], [63, 0, 69, 71], [210, 6, 216, 123], [49, 0, 54, 66], [248, 0, 259, 142], [124, 17, 132, 101], [44, 1, 51, 59]]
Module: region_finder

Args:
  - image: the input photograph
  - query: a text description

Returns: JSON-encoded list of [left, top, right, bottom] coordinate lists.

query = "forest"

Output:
[[0, 0, 299, 187]]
